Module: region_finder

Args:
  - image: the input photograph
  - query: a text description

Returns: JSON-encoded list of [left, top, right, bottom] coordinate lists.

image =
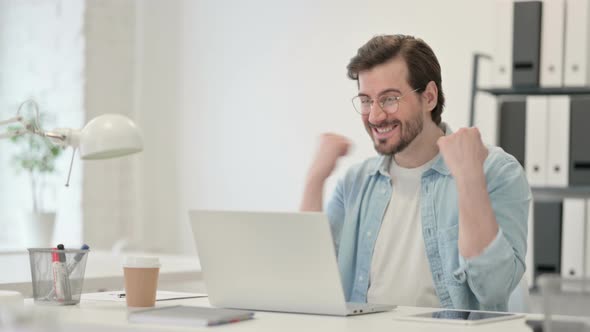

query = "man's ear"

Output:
[[422, 81, 438, 112]]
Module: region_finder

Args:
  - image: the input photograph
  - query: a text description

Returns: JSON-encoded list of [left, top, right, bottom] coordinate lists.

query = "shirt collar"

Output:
[[369, 122, 453, 177]]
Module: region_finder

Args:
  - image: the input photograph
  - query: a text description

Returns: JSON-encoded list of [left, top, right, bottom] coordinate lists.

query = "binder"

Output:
[[586, 199, 590, 278], [564, 0, 590, 86], [474, 94, 499, 146], [492, 0, 514, 88], [498, 99, 526, 167], [512, 1, 543, 87], [546, 96, 570, 187], [526, 200, 535, 286], [561, 198, 585, 278], [533, 200, 562, 283], [525, 96, 549, 186], [569, 97, 590, 186], [540, 0, 566, 87]]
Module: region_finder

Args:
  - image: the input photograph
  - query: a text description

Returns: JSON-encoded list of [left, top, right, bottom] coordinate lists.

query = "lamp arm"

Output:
[[0, 128, 27, 139], [1, 112, 82, 150], [0, 116, 23, 126], [2, 100, 90, 188], [0, 115, 26, 139], [1, 100, 69, 144], [42, 128, 81, 148]]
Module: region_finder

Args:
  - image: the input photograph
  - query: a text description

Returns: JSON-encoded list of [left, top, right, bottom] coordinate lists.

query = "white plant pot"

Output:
[[23, 212, 56, 248]]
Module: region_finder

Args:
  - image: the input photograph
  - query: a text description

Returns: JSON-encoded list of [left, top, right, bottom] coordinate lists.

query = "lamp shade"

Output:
[[79, 114, 143, 160]]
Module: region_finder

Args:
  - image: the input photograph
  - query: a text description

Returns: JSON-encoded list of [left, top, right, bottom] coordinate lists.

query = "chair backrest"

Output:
[[508, 275, 531, 313]]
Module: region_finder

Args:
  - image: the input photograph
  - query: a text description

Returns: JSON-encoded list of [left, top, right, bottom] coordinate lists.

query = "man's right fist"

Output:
[[307, 133, 351, 182]]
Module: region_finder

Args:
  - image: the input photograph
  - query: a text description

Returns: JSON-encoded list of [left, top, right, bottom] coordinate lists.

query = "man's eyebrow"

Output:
[[357, 88, 402, 97], [377, 88, 402, 96]]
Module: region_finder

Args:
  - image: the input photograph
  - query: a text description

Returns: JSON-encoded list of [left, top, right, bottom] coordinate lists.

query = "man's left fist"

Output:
[[437, 127, 488, 179]]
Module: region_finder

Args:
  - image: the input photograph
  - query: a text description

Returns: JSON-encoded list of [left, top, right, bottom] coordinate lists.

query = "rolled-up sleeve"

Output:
[[453, 157, 531, 306], [326, 177, 346, 252]]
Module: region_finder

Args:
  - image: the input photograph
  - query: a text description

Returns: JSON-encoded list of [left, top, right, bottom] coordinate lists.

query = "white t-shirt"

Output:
[[367, 155, 440, 307]]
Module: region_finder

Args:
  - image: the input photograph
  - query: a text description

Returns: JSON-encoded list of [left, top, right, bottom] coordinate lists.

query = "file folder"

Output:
[[561, 198, 585, 278], [546, 96, 570, 187], [527, 200, 535, 287], [512, 1, 542, 87], [540, 0, 566, 87], [569, 97, 590, 186], [533, 200, 562, 284], [474, 94, 499, 146], [492, 0, 514, 88], [499, 99, 526, 167], [525, 96, 549, 186], [586, 199, 590, 278], [564, 0, 590, 86]]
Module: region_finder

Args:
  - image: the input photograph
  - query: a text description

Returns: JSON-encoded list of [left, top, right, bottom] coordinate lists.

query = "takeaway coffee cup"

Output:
[[122, 256, 160, 307]]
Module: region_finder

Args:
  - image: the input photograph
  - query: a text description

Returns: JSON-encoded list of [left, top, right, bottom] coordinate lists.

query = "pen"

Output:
[[57, 244, 72, 303], [67, 244, 90, 274], [51, 247, 65, 302]]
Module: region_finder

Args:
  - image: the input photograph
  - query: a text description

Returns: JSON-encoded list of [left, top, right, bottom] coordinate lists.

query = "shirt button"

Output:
[[359, 276, 364, 281], [367, 231, 372, 237]]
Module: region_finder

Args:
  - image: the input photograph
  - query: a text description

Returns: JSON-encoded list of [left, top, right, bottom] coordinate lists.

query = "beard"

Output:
[[371, 112, 424, 155]]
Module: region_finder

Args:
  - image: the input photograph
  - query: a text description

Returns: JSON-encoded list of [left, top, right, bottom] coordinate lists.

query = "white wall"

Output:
[[83, 0, 141, 250], [136, 0, 497, 253], [109, 0, 500, 253], [134, 0, 184, 252]]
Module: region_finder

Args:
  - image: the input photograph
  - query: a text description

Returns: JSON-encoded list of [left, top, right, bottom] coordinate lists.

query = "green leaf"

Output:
[[7, 113, 64, 177]]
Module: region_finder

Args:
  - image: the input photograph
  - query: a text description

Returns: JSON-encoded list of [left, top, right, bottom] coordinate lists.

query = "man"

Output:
[[300, 35, 530, 311]]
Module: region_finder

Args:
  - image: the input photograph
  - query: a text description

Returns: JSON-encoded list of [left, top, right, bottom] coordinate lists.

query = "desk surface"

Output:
[[33, 297, 537, 332], [0, 251, 202, 296]]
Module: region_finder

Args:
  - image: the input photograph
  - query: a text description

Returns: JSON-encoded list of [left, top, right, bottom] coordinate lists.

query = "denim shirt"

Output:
[[326, 125, 531, 311]]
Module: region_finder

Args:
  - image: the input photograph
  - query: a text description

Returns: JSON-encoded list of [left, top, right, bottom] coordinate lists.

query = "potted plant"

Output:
[[8, 114, 63, 247]]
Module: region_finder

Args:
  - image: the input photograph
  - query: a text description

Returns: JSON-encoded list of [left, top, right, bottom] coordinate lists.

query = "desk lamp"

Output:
[[0, 99, 143, 185]]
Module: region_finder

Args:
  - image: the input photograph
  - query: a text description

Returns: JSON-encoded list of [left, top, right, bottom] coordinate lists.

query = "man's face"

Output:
[[358, 57, 425, 155]]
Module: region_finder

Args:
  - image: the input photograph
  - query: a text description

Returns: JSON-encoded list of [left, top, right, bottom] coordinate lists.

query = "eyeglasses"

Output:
[[351, 88, 420, 115]]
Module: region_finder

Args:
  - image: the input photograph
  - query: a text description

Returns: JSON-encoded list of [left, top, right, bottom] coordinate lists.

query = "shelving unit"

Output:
[[469, 52, 590, 289], [469, 53, 590, 125], [479, 87, 590, 96]]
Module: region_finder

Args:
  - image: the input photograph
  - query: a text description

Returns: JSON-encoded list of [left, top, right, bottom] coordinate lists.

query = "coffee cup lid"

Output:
[[122, 256, 161, 268]]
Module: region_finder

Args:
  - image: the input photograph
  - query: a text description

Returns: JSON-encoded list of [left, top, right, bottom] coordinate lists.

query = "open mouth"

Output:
[[372, 122, 400, 140]]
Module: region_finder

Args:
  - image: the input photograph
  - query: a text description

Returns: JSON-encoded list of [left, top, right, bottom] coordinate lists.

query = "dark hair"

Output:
[[347, 35, 445, 125]]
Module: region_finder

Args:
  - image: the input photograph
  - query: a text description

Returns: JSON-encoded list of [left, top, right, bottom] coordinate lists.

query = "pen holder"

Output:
[[27, 248, 90, 305]]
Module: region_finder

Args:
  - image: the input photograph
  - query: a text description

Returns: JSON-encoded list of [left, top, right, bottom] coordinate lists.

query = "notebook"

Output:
[[127, 305, 254, 327]]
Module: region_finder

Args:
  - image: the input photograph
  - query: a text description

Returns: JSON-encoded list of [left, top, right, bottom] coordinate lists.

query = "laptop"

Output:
[[189, 210, 395, 316]]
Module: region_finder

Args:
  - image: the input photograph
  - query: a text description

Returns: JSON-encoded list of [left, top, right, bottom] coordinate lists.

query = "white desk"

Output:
[[30, 297, 538, 332], [0, 251, 202, 296]]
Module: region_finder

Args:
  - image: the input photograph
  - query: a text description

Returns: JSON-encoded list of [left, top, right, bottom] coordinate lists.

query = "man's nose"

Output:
[[368, 102, 387, 124]]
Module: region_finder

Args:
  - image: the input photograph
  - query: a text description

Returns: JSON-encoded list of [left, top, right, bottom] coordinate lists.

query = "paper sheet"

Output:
[[82, 290, 207, 302]]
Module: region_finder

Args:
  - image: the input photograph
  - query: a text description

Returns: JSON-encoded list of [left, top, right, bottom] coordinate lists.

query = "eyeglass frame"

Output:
[[351, 87, 421, 115]]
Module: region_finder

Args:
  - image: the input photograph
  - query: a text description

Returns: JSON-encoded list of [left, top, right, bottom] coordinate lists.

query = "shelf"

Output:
[[532, 186, 590, 200], [478, 87, 590, 96]]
